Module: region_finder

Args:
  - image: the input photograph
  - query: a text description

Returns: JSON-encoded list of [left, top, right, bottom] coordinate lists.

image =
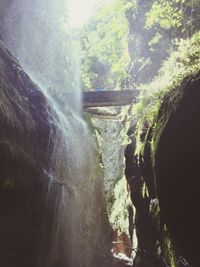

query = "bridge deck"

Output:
[[83, 90, 139, 108]]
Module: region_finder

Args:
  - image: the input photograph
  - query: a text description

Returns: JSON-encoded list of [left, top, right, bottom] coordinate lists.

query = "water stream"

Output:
[[0, 0, 110, 266], [1, 0, 81, 112]]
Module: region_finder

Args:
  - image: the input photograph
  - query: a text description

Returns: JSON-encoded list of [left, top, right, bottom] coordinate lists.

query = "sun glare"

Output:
[[68, 0, 97, 28]]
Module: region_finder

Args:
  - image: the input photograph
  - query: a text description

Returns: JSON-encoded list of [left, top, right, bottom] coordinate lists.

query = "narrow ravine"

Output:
[[0, 1, 200, 267]]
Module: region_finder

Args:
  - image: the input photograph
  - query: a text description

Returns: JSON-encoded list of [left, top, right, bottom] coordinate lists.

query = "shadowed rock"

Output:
[[0, 39, 112, 267], [154, 72, 200, 267]]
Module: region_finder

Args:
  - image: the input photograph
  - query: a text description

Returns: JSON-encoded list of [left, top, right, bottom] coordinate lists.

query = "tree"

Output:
[[81, 0, 130, 91]]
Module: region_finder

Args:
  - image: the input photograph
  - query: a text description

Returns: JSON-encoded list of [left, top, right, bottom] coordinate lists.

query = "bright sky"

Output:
[[68, 0, 97, 28]]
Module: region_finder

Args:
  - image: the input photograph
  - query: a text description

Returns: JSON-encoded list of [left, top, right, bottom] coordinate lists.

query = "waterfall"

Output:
[[1, 0, 81, 112], [0, 1, 111, 266]]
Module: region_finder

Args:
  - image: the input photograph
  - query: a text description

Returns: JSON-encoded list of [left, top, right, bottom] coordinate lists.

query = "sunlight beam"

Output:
[[68, 0, 97, 28]]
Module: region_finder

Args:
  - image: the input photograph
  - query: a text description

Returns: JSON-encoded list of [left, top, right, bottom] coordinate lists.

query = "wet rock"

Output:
[[0, 37, 54, 267], [91, 112, 129, 233], [0, 39, 112, 267]]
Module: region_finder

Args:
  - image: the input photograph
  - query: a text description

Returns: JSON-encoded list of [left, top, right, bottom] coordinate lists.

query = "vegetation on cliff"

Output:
[[81, 0, 200, 150], [134, 31, 200, 155], [81, 0, 200, 93], [82, 0, 200, 180], [82, 0, 200, 266]]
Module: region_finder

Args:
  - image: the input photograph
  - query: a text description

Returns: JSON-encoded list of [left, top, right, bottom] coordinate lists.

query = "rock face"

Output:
[[0, 39, 54, 267], [0, 39, 112, 267], [91, 109, 129, 233], [90, 108, 134, 260], [153, 72, 200, 267], [126, 74, 200, 267], [124, 141, 162, 267], [92, 113, 124, 198]]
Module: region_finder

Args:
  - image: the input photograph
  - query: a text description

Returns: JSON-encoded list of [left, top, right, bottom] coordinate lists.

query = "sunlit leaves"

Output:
[[133, 31, 200, 125], [146, 1, 183, 30], [81, 0, 130, 90], [148, 32, 162, 46]]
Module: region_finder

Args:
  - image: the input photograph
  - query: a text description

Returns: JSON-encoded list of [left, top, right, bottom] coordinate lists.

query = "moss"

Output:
[[161, 226, 178, 267], [126, 21, 200, 267], [132, 31, 200, 133], [83, 111, 130, 235], [151, 78, 188, 169], [83, 112, 98, 134], [2, 177, 15, 189], [83, 111, 103, 163], [132, 32, 200, 183], [138, 76, 198, 265], [109, 177, 129, 233]]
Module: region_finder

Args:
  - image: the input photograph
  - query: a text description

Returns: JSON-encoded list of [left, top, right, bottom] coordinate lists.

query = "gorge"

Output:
[[0, 0, 200, 267]]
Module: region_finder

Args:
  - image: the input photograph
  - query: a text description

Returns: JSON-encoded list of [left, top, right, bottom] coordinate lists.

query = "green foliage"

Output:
[[146, 1, 183, 30], [148, 32, 162, 46], [133, 31, 200, 156], [133, 31, 200, 124], [83, 112, 102, 150], [81, 0, 200, 263], [146, 0, 200, 41], [141, 0, 200, 80], [108, 177, 129, 233], [81, 0, 200, 92], [162, 226, 177, 267], [81, 0, 130, 91]]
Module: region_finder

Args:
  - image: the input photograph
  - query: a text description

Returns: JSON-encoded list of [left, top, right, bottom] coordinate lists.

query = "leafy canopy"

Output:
[[81, 0, 130, 91]]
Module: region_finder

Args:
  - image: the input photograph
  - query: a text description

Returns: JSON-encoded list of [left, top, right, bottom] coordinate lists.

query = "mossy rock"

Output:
[[153, 71, 200, 267]]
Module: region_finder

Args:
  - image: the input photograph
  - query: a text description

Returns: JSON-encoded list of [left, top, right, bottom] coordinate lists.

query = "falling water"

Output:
[[0, 0, 111, 266], [1, 0, 81, 112]]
